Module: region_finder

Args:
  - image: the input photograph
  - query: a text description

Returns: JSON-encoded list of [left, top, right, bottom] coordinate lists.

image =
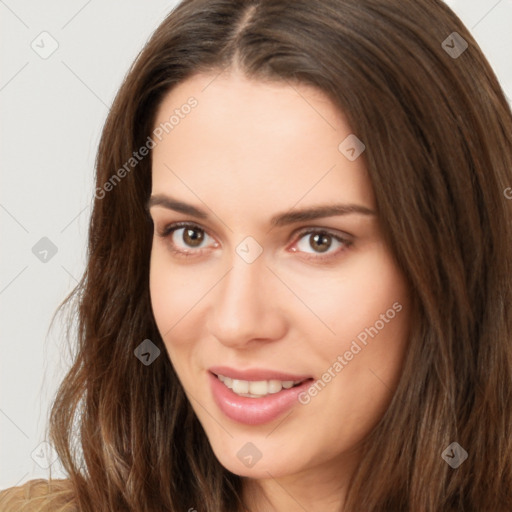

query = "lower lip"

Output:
[[208, 372, 314, 426]]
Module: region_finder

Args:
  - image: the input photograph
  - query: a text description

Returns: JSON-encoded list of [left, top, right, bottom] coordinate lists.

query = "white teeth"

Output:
[[267, 380, 283, 393], [232, 379, 249, 394], [247, 380, 267, 395], [216, 374, 304, 397]]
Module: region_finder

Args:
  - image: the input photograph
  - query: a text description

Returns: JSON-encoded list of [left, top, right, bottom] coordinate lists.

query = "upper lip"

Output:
[[209, 366, 313, 382]]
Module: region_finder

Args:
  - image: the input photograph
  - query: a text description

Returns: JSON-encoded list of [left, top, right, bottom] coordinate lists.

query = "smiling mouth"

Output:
[[213, 372, 312, 398]]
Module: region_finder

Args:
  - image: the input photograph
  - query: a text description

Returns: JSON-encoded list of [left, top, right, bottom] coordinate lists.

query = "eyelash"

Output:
[[155, 221, 353, 262]]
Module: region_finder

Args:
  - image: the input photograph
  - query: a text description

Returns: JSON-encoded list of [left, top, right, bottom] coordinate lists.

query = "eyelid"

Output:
[[292, 225, 354, 242], [289, 226, 353, 261], [157, 220, 209, 238], [157, 221, 218, 253]]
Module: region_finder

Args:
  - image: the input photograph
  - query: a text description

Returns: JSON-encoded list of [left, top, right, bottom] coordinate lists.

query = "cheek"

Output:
[[149, 246, 195, 343], [149, 244, 223, 359], [303, 245, 410, 408], [325, 252, 409, 402], [149, 245, 197, 329], [149, 250, 198, 381], [149, 250, 174, 334], [296, 243, 409, 347]]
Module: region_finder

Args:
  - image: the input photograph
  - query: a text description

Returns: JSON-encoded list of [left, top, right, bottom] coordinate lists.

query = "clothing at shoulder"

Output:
[[0, 479, 76, 512]]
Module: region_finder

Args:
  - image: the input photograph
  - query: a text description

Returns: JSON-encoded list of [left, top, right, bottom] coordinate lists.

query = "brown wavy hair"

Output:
[[22, 0, 512, 510]]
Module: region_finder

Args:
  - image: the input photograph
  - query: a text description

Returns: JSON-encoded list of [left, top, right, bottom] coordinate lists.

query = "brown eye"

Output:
[[308, 233, 332, 253], [157, 222, 217, 257], [293, 228, 352, 260], [181, 227, 205, 247]]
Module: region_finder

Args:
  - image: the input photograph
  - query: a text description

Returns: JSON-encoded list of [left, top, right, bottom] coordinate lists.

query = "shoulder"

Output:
[[0, 479, 76, 512]]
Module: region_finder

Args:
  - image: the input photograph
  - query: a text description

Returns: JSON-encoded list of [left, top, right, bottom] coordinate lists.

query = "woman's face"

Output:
[[149, 71, 410, 482]]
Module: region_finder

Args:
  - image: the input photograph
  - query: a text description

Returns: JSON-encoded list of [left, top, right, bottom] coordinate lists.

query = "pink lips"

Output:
[[208, 367, 314, 426]]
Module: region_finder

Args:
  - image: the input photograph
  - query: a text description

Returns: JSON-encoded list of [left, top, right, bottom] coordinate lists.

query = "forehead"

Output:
[[150, 71, 375, 219]]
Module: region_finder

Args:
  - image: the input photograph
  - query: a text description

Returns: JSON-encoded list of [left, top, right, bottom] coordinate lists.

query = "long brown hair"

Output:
[[44, 0, 512, 510]]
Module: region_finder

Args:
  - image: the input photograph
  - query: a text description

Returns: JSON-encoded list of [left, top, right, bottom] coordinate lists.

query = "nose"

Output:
[[207, 255, 288, 348]]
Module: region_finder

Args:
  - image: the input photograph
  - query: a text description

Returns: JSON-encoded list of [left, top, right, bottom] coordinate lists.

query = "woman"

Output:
[[1, 0, 511, 510]]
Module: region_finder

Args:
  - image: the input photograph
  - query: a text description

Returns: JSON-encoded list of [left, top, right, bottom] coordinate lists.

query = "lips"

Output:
[[208, 371, 315, 425], [208, 365, 313, 382]]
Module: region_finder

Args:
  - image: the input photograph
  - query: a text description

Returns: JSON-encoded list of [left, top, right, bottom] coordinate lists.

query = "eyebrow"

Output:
[[146, 194, 376, 227]]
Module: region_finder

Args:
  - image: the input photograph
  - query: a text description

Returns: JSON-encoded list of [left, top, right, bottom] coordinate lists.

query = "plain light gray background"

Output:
[[1, 0, 511, 490]]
